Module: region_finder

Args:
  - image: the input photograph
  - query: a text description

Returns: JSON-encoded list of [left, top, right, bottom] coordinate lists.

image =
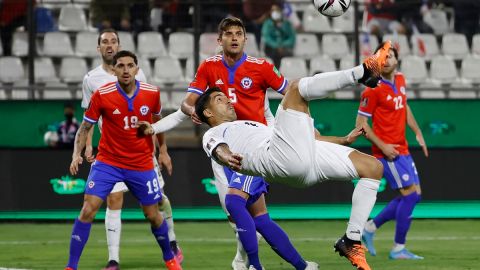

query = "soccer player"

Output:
[[140, 41, 393, 270], [356, 46, 428, 260], [65, 51, 181, 270], [82, 29, 182, 269]]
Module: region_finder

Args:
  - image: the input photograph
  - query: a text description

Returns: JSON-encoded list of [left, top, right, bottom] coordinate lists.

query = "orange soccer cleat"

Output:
[[359, 40, 392, 88], [165, 258, 182, 270], [334, 234, 372, 270]]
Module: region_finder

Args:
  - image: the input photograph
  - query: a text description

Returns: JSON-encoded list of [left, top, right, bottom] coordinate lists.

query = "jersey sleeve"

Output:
[[187, 61, 209, 96], [81, 75, 92, 109], [358, 88, 378, 118], [153, 87, 162, 116], [263, 60, 288, 94], [83, 91, 101, 124], [202, 127, 227, 158]]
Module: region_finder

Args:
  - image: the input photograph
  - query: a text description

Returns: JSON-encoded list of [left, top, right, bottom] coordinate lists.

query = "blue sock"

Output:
[[373, 196, 402, 228], [395, 192, 420, 244], [66, 219, 92, 269], [151, 220, 174, 261], [254, 214, 307, 270], [225, 194, 262, 270]]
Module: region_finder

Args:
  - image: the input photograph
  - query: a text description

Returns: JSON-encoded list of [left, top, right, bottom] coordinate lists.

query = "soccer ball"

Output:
[[44, 130, 58, 147], [313, 0, 351, 17]]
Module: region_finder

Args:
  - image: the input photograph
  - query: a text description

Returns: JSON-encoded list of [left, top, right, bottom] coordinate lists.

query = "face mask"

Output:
[[65, 113, 74, 121], [271, 11, 282, 21]]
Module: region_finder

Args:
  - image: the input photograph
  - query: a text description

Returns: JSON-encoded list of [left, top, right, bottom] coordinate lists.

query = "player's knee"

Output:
[[79, 203, 98, 222], [107, 192, 124, 210], [358, 156, 383, 180]]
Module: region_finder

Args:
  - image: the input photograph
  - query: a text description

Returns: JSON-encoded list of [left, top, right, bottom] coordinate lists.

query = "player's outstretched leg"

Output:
[[159, 194, 184, 264], [104, 191, 124, 270]]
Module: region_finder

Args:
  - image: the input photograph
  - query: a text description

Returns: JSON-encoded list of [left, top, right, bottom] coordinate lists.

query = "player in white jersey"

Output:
[[81, 29, 182, 269]]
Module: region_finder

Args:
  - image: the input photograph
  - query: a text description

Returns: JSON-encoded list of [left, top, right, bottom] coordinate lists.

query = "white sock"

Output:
[[364, 219, 377, 233], [392, 243, 405, 252], [346, 178, 380, 241], [165, 216, 176, 241], [105, 208, 122, 262], [228, 221, 247, 261], [298, 65, 364, 101]]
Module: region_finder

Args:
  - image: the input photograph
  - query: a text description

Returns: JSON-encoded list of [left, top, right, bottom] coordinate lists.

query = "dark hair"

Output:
[[375, 41, 398, 60], [217, 17, 246, 38], [112, 50, 138, 66], [97, 28, 120, 45], [64, 102, 74, 109], [195, 87, 223, 125]]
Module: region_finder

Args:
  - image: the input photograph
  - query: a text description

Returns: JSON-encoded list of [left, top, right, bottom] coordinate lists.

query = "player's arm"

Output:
[[212, 144, 243, 171], [81, 77, 95, 162], [153, 114, 173, 176], [181, 92, 202, 124], [406, 105, 428, 157], [356, 114, 399, 160], [315, 126, 365, 145], [70, 121, 93, 175]]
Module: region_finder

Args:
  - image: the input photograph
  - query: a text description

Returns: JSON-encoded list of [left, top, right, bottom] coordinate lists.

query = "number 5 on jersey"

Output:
[[228, 87, 237, 103]]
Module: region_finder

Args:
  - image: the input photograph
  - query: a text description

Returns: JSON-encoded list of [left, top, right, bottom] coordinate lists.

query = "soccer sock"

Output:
[[394, 192, 420, 245], [159, 196, 177, 242], [298, 65, 364, 101], [254, 214, 307, 270], [151, 220, 174, 261], [228, 220, 248, 262], [225, 194, 262, 270], [372, 196, 402, 229], [347, 178, 380, 241], [105, 208, 121, 262], [66, 219, 92, 269]]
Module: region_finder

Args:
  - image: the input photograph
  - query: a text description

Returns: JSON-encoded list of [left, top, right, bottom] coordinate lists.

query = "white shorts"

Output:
[[211, 160, 229, 214], [243, 107, 358, 187], [109, 156, 165, 194]]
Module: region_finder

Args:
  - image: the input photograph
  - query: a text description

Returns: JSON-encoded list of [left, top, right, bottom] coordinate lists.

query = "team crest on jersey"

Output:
[[241, 77, 253, 89], [400, 86, 406, 95], [402, 174, 410, 181], [140, 105, 149, 115]]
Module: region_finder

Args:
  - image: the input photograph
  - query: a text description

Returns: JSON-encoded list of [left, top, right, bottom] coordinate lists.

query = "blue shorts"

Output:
[[223, 167, 269, 207], [378, 154, 420, 190], [85, 160, 162, 206]]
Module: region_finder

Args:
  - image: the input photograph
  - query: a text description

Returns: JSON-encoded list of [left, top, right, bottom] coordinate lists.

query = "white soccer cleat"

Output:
[[248, 266, 265, 270], [232, 257, 248, 270], [305, 261, 319, 270]]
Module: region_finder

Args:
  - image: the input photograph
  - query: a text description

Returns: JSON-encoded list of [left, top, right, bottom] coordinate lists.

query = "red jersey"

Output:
[[358, 73, 409, 158], [84, 81, 161, 170], [188, 53, 287, 124]]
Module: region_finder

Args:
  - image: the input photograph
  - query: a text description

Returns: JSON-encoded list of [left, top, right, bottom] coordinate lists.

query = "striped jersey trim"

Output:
[[358, 110, 372, 117], [187, 87, 204, 95], [275, 78, 288, 93], [83, 115, 97, 124]]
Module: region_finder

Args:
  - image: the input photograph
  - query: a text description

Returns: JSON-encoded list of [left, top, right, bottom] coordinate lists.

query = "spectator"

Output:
[[90, 0, 131, 31], [56, 103, 79, 149], [366, 0, 406, 38], [0, 0, 28, 56], [129, 0, 151, 35], [262, 3, 296, 68], [396, 0, 433, 34], [453, 1, 480, 46], [243, 0, 276, 46]]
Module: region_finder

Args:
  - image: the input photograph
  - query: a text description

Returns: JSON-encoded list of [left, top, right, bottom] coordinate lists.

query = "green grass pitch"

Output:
[[0, 220, 479, 269]]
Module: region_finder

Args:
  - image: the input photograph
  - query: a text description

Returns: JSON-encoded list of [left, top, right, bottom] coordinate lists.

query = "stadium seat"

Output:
[[199, 33, 218, 59], [423, 9, 450, 35], [43, 32, 74, 57], [137, 32, 167, 58], [383, 34, 410, 58], [293, 33, 320, 58], [279, 57, 307, 80], [449, 81, 476, 99], [410, 33, 439, 60], [359, 33, 379, 58], [118, 31, 136, 52], [185, 58, 195, 82], [442, 33, 469, 60], [310, 55, 336, 75], [58, 4, 88, 32], [339, 54, 355, 70], [59, 57, 88, 83], [12, 32, 29, 57], [168, 32, 194, 59], [245, 33, 260, 57], [331, 9, 354, 32], [0, 39, 3, 56], [34, 57, 59, 83], [91, 57, 102, 69], [430, 55, 457, 85], [138, 58, 152, 81], [75, 31, 99, 58], [42, 0, 71, 8], [0, 57, 25, 83], [302, 5, 331, 33], [153, 57, 185, 85], [11, 81, 30, 100], [333, 89, 355, 99], [400, 55, 428, 85], [322, 34, 349, 60], [461, 57, 480, 84], [471, 34, 480, 56], [41, 82, 73, 100]]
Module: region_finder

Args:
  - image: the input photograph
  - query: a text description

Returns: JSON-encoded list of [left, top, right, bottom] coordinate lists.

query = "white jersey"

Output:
[[81, 65, 147, 109]]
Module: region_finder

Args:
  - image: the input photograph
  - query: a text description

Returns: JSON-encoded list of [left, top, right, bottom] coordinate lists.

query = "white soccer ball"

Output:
[[313, 0, 351, 17], [44, 130, 59, 146]]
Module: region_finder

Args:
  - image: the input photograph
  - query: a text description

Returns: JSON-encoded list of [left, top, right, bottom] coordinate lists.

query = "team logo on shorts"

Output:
[[400, 86, 406, 95], [402, 174, 410, 181], [88, 180, 95, 188], [241, 77, 253, 89], [140, 105, 149, 115]]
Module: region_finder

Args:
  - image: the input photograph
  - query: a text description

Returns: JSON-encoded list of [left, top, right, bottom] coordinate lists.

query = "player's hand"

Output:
[[70, 155, 83, 175], [382, 144, 400, 160], [135, 121, 154, 136], [190, 111, 203, 125], [345, 126, 365, 145], [158, 151, 173, 176], [416, 134, 429, 157], [225, 153, 243, 171], [84, 145, 95, 163]]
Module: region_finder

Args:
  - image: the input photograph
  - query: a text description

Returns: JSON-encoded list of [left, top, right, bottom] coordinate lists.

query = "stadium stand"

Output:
[[75, 31, 99, 58], [168, 32, 194, 59], [293, 33, 320, 58], [442, 33, 469, 60], [58, 4, 88, 32], [42, 32, 74, 57], [279, 56, 308, 81], [137, 31, 167, 58], [322, 33, 350, 60]]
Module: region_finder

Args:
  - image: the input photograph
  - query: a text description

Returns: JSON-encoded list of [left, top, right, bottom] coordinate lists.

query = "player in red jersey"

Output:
[[65, 51, 181, 270], [356, 46, 428, 260]]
